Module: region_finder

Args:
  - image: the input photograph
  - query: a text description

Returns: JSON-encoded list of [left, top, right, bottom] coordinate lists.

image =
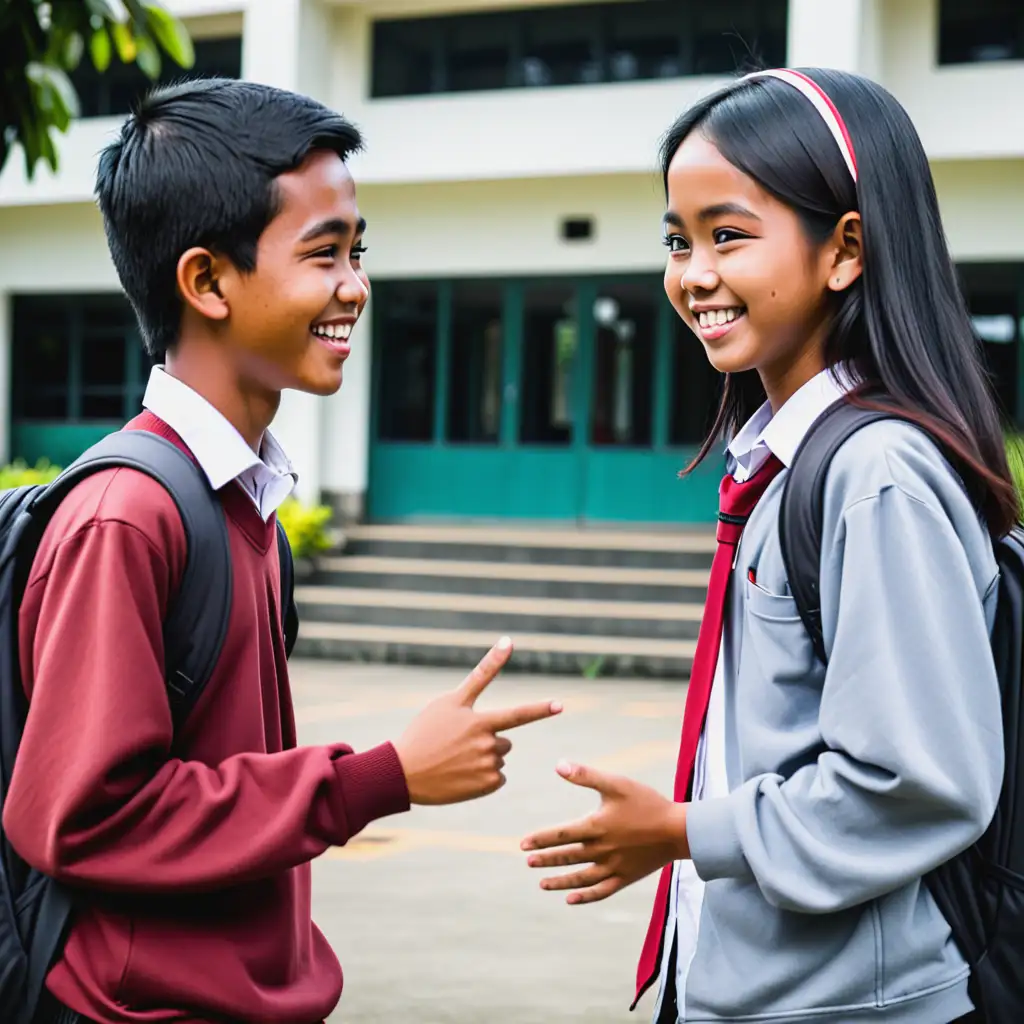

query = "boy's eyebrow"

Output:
[[299, 216, 367, 242], [661, 203, 761, 231]]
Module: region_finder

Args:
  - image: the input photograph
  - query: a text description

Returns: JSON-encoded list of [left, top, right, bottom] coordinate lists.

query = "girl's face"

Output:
[[663, 133, 846, 407]]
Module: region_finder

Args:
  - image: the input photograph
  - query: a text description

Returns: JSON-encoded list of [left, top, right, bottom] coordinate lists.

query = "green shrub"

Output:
[[0, 459, 62, 489], [277, 496, 334, 560], [1009, 436, 1024, 510]]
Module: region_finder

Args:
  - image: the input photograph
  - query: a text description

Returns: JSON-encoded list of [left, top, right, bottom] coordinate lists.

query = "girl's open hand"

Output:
[[521, 761, 689, 905]]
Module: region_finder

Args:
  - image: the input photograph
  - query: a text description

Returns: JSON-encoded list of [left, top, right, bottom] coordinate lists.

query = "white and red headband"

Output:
[[741, 69, 858, 183]]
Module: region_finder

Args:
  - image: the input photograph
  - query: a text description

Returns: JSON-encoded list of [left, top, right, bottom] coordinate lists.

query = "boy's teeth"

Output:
[[313, 323, 353, 340]]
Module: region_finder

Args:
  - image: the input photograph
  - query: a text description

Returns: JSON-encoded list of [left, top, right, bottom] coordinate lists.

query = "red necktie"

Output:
[[633, 453, 784, 1008]]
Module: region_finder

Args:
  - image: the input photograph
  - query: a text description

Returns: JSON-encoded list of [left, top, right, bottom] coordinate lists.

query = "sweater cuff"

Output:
[[331, 742, 410, 840], [686, 786, 753, 883]]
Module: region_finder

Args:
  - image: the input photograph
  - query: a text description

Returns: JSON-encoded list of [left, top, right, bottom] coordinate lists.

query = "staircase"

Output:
[[292, 525, 714, 678]]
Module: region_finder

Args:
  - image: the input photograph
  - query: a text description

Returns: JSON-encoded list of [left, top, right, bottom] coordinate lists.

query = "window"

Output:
[[519, 285, 577, 445], [447, 283, 504, 443], [668, 315, 722, 446], [590, 285, 656, 447], [371, 0, 787, 98], [375, 284, 437, 442], [957, 262, 1023, 423], [939, 0, 1024, 64], [69, 35, 242, 118], [12, 294, 150, 423]]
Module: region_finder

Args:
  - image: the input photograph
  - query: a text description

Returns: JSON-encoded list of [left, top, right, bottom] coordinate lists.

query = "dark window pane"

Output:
[[447, 284, 503, 443], [12, 300, 69, 420], [590, 285, 655, 447], [520, 10, 599, 87], [70, 36, 242, 118], [669, 315, 722, 446], [939, 0, 1023, 63], [372, 20, 439, 96], [82, 336, 126, 390], [520, 286, 576, 445], [448, 14, 514, 91], [376, 284, 437, 441], [370, 1, 787, 98], [12, 293, 142, 424]]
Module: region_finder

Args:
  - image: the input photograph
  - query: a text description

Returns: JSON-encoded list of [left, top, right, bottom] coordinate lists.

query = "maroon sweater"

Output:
[[3, 413, 410, 1024]]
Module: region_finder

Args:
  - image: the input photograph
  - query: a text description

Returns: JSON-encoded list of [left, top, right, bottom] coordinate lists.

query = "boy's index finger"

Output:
[[482, 699, 564, 733], [456, 637, 514, 706]]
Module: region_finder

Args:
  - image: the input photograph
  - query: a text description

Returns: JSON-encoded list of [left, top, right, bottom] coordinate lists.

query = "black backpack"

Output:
[[779, 399, 1024, 1023], [0, 429, 299, 1024]]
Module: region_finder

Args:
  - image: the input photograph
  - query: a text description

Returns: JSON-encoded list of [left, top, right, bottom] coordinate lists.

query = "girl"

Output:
[[522, 68, 1014, 1023]]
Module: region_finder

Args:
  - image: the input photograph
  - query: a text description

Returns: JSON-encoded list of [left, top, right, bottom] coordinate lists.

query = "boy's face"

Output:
[[222, 149, 369, 396]]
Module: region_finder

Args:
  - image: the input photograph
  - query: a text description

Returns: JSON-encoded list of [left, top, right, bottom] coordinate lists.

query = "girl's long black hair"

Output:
[[664, 68, 1019, 536]]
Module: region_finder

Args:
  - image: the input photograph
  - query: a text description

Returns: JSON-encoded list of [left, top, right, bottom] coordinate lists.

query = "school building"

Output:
[[1, 0, 1022, 531]]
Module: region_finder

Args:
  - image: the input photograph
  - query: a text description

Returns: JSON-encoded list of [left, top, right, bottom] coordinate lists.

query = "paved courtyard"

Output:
[[291, 658, 683, 1023]]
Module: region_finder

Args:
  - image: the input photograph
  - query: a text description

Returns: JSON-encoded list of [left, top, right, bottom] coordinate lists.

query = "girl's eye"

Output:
[[312, 245, 338, 260], [351, 244, 368, 261], [662, 234, 689, 254], [713, 228, 748, 245]]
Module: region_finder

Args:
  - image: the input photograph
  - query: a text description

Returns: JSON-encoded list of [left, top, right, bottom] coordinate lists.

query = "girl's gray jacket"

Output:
[[681, 420, 1002, 1023]]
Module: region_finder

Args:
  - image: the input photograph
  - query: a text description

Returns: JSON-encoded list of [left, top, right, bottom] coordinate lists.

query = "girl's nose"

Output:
[[682, 261, 719, 296]]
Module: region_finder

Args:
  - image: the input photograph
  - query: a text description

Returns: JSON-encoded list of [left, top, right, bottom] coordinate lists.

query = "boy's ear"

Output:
[[826, 212, 863, 293], [176, 247, 230, 323]]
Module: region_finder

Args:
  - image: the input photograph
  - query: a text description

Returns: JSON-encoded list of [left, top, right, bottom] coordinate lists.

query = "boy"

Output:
[[2, 78, 561, 1024]]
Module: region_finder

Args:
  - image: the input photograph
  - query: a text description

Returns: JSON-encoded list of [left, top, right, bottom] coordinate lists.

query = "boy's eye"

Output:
[[662, 234, 689, 253]]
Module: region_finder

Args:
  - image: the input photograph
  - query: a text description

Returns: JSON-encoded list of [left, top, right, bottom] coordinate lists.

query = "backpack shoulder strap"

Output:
[[30, 431, 232, 728], [778, 400, 898, 663], [276, 518, 299, 657]]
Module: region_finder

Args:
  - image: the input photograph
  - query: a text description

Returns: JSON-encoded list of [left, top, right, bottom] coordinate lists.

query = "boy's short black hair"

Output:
[[95, 78, 363, 360]]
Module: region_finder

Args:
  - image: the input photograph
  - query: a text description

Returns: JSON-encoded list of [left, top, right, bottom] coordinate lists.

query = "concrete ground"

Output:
[[291, 658, 684, 1023]]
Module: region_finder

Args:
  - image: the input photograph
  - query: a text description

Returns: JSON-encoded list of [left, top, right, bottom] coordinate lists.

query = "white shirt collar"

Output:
[[728, 365, 856, 482], [142, 366, 297, 518]]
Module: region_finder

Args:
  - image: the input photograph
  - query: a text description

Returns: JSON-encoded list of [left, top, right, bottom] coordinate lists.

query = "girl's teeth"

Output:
[[698, 308, 742, 329]]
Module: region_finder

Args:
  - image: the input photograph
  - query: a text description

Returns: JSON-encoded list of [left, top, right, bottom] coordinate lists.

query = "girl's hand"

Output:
[[521, 761, 689, 905]]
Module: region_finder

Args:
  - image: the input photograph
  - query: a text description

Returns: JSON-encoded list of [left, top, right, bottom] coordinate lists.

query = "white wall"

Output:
[[879, 0, 1024, 160]]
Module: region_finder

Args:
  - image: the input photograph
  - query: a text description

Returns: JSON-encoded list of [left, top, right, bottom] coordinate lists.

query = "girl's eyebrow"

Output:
[[662, 203, 761, 232]]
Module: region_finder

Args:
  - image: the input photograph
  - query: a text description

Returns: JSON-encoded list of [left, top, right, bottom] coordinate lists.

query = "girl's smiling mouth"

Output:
[[693, 305, 746, 341]]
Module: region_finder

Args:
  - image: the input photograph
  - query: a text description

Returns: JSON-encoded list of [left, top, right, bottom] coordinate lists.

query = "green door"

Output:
[[368, 274, 723, 524]]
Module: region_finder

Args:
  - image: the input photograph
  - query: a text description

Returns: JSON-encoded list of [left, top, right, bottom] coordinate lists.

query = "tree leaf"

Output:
[[85, 0, 127, 22], [26, 63, 80, 120], [110, 20, 137, 63], [90, 26, 112, 72], [144, 3, 194, 68], [63, 31, 84, 70], [134, 33, 161, 79]]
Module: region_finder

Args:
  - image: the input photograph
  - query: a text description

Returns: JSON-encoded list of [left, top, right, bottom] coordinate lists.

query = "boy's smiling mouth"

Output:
[[310, 317, 355, 357]]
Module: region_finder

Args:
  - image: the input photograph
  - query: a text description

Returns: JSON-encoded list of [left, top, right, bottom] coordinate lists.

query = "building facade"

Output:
[[1, 0, 1022, 525]]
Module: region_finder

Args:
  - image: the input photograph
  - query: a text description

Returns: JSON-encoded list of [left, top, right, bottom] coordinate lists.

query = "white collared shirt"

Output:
[[654, 365, 855, 1023], [142, 366, 298, 522]]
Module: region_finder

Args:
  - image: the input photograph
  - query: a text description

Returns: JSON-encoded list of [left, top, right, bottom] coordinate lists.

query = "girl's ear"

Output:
[[827, 212, 863, 293]]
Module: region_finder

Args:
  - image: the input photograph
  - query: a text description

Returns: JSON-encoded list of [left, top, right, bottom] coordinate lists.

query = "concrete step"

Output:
[[294, 586, 703, 640], [293, 621, 696, 679], [314, 556, 710, 603], [342, 523, 716, 570]]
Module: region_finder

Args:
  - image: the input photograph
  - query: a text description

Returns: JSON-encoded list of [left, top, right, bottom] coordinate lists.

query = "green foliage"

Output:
[[277, 497, 334, 560], [0, 458, 62, 489], [1008, 435, 1024, 509], [1, 0, 194, 179]]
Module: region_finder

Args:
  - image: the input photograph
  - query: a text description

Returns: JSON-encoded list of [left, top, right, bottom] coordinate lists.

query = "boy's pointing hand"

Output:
[[394, 637, 562, 805]]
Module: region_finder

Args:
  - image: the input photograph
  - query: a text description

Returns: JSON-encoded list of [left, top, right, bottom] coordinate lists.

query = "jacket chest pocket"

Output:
[[741, 579, 823, 751]]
